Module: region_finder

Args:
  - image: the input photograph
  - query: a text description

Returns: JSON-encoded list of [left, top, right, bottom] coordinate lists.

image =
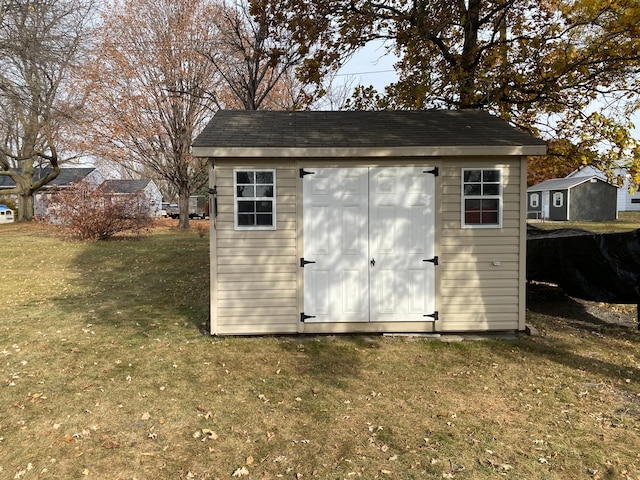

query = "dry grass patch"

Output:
[[530, 211, 640, 233], [1, 223, 639, 479]]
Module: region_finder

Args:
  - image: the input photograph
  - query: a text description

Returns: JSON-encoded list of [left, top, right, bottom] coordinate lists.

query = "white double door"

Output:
[[303, 167, 435, 323]]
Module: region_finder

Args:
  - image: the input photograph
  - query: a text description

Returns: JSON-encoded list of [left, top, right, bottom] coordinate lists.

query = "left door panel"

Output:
[[303, 168, 370, 322]]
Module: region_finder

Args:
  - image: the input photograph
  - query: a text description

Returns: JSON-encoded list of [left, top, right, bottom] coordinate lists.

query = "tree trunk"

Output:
[[178, 191, 190, 229], [17, 191, 35, 221]]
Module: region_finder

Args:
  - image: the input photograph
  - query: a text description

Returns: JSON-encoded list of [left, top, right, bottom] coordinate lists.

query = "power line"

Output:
[[335, 69, 396, 77]]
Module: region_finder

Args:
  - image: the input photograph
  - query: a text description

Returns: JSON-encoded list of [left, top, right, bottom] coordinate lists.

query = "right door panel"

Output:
[[369, 167, 436, 322]]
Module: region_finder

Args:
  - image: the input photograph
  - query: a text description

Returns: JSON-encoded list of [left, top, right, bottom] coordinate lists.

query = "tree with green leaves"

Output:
[[263, 0, 639, 186]]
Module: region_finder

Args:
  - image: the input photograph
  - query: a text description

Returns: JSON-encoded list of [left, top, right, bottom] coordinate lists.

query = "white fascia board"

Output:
[[192, 145, 547, 158]]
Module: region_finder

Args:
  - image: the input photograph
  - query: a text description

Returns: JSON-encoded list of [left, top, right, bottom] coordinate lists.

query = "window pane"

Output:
[[237, 213, 255, 226], [238, 200, 255, 213], [465, 211, 481, 224], [464, 170, 481, 182], [236, 171, 254, 184], [256, 186, 274, 197], [256, 201, 272, 212], [236, 185, 255, 198], [256, 171, 273, 184], [483, 170, 500, 182], [256, 214, 273, 226], [482, 199, 499, 210], [464, 184, 482, 195], [483, 184, 500, 196], [465, 199, 481, 211], [481, 211, 499, 224]]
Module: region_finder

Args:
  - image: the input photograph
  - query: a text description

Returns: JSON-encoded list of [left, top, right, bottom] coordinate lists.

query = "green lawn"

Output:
[[1, 223, 639, 479]]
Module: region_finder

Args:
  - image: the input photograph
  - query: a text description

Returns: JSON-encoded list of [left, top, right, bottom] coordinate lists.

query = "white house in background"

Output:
[[101, 179, 163, 217], [566, 165, 640, 212], [0, 167, 105, 218]]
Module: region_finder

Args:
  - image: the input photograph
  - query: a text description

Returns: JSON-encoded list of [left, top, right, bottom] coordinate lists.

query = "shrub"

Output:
[[47, 181, 153, 240]]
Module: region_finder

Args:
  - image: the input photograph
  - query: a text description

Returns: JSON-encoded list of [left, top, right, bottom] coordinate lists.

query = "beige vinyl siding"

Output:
[[212, 162, 299, 335], [209, 157, 526, 335], [438, 159, 524, 332]]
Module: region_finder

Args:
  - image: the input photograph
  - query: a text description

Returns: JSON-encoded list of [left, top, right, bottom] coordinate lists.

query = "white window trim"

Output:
[[552, 191, 564, 208], [233, 169, 276, 230], [530, 193, 539, 208], [461, 167, 503, 229]]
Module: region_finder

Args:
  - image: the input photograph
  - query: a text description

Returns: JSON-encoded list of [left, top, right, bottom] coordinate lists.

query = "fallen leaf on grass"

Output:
[[232, 466, 249, 477], [141, 412, 151, 421], [101, 437, 121, 449], [202, 429, 218, 440]]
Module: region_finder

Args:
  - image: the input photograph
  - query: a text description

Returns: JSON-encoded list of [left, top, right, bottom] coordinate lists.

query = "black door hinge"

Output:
[[423, 167, 439, 176], [424, 311, 439, 321], [300, 168, 315, 178], [423, 256, 439, 266], [300, 258, 316, 267], [300, 312, 316, 322]]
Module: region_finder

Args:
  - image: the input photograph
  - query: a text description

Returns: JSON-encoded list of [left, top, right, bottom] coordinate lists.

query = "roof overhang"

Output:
[[192, 144, 548, 158]]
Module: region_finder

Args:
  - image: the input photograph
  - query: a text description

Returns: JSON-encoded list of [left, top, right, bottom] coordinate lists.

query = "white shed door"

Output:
[[303, 167, 435, 323], [302, 168, 370, 322], [369, 167, 435, 321]]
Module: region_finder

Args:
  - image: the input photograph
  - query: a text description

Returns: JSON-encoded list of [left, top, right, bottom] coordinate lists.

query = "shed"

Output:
[[192, 110, 547, 336], [566, 165, 640, 212], [527, 176, 617, 221]]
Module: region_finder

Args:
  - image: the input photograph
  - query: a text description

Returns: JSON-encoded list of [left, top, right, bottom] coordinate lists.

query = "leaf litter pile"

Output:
[[1, 223, 639, 479]]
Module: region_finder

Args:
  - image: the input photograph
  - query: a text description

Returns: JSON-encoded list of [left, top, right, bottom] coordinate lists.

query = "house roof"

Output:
[[192, 110, 548, 158], [527, 176, 613, 192], [0, 167, 97, 189], [101, 179, 152, 194]]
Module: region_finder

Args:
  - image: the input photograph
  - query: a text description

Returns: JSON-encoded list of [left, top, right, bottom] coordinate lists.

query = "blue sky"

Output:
[[340, 41, 639, 141]]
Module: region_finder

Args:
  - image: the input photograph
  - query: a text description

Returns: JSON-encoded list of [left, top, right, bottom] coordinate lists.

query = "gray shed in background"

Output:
[[527, 176, 618, 221]]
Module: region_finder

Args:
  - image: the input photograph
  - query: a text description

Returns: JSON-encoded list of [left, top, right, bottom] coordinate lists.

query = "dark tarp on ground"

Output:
[[527, 226, 640, 304]]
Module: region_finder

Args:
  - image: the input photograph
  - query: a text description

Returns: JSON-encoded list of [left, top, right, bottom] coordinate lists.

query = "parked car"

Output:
[[161, 202, 170, 218], [0, 204, 14, 223], [167, 204, 179, 219], [189, 195, 208, 219]]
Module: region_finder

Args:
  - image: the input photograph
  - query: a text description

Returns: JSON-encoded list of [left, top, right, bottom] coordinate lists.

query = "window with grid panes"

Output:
[[234, 169, 276, 230], [461, 168, 502, 228]]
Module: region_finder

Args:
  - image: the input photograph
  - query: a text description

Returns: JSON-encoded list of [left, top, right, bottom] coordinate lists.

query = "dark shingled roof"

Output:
[[0, 167, 96, 188], [101, 179, 152, 194], [192, 110, 547, 149]]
